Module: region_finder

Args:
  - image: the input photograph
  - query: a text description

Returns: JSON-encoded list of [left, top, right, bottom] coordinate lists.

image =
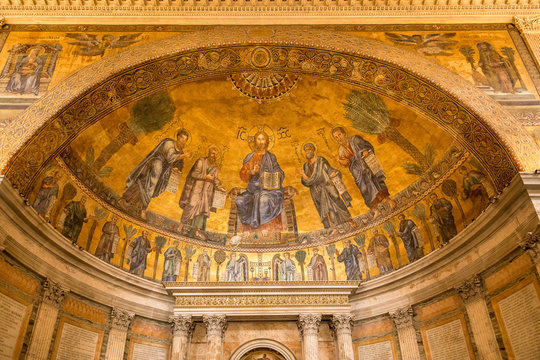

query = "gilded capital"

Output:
[[110, 307, 134, 331], [203, 314, 227, 339], [520, 224, 540, 264], [456, 275, 484, 302], [41, 279, 68, 307], [169, 314, 195, 336], [390, 306, 414, 329], [297, 313, 322, 337], [330, 314, 353, 335]]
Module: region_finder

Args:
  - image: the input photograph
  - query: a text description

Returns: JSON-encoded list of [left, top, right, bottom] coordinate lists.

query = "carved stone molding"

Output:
[[456, 275, 484, 303], [390, 306, 414, 330], [520, 224, 540, 264], [515, 15, 540, 34], [203, 314, 227, 339], [41, 278, 68, 307], [110, 307, 135, 331], [330, 314, 354, 335], [297, 313, 322, 337], [170, 314, 195, 337]]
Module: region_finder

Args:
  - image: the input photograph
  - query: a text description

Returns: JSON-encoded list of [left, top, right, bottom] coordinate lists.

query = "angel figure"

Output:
[[65, 33, 142, 57], [385, 33, 457, 60]]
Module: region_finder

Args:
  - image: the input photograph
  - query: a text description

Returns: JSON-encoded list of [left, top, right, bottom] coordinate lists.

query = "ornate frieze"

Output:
[[41, 278, 68, 307], [110, 307, 135, 331], [203, 314, 227, 339], [520, 224, 540, 264], [390, 306, 414, 329], [169, 314, 195, 336], [456, 275, 484, 303], [175, 294, 349, 307], [297, 313, 322, 337]]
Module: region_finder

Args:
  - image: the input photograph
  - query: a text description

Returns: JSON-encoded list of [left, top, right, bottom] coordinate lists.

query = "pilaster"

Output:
[[390, 306, 421, 360], [26, 279, 68, 360], [104, 308, 134, 360], [456, 275, 501, 360]]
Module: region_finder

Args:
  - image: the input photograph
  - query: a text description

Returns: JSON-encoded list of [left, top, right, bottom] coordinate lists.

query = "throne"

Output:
[[226, 186, 298, 246]]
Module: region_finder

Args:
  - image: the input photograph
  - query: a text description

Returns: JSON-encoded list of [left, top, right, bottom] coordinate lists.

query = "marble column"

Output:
[[26, 279, 68, 360], [456, 275, 502, 360], [330, 314, 354, 360], [520, 224, 540, 275], [203, 314, 227, 360], [104, 307, 134, 360], [170, 314, 195, 360], [297, 313, 321, 360], [390, 306, 421, 360]]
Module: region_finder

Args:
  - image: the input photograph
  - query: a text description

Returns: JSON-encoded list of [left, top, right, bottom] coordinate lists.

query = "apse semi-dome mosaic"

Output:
[[25, 75, 500, 283]]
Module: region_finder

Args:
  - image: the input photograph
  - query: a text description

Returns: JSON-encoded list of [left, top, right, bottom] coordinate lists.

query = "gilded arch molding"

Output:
[[1, 28, 537, 194]]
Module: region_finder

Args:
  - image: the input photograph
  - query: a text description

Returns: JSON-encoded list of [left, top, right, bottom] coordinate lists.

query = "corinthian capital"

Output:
[[456, 275, 484, 303], [110, 308, 134, 331], [514, 16, 540, 34], [41, 279, 68, 307], [330, 314, 353, 335], [203, 314, 227, 338], [390, 306, 414, 330], [520, 224, 540, 264], [169, 314, 195, 336], [297, 313, 322, 337]]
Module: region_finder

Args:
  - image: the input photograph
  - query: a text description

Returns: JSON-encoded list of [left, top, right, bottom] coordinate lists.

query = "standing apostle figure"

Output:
[[298, 143, 351, 234], [179, 146, 225, 238], [119, 129, 191, 220], [332, 126, 396, 218]]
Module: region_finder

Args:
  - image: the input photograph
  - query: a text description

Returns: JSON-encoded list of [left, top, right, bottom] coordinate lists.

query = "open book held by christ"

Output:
[[262, 171, 281, 190]]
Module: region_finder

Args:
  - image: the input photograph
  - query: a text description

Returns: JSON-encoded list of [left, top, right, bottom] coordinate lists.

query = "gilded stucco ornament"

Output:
[[1, 28, 536, 197]]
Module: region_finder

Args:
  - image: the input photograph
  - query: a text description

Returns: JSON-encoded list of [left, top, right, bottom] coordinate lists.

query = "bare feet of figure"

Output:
[[372, 208, 381, 219], [176, 223, 183, 232], [329, 228, 339, 236], [387, 198, 397, 210], [140, 210, 147, 220], [195, 229, 205, 239]]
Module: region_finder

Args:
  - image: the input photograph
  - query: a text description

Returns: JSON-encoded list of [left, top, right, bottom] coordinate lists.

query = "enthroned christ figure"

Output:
[[235, 131, 284, 237]]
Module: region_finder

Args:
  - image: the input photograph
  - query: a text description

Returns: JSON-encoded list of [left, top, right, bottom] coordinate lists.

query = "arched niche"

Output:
[[1, 27, 538, 196], [229, 339, 297, 360]]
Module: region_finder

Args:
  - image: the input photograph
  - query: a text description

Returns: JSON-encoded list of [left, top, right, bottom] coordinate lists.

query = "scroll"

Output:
[[262, 171, 280, 190], [331, 175, 348, 195], [307, 266, 314, 281], [165, 170, 181, 194], [412, 227, 424, 247], [211, 189, 227, 209], [364, 152, 383, 174], [111, 234, 120, 254], [192, 262, 199, 280], [174, 260, 181, 276]]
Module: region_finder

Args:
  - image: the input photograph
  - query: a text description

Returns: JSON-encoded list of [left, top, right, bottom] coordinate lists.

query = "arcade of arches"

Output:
[[0, 10, 540, 360]]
